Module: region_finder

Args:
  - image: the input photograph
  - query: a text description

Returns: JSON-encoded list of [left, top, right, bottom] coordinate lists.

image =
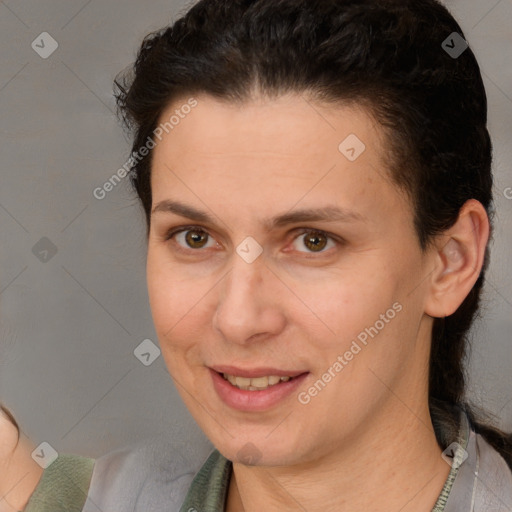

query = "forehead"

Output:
[[154, 93, 386, 163], [149, 93, 410, 229]]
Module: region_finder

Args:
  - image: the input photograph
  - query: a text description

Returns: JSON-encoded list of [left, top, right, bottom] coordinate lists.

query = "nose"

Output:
[[212, 253, 286, 345]]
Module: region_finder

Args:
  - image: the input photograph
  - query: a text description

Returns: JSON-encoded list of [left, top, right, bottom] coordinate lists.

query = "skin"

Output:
[[147, 92, 489, 512], [0, 410, 43, 512]]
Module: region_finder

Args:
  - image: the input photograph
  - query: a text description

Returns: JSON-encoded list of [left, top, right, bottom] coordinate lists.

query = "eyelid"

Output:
[[164, 225, 343, 254]]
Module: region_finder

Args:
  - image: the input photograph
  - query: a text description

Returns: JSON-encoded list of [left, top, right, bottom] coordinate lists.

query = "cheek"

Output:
[[287, 263, 399, 346], [146, 252, 207, 354]]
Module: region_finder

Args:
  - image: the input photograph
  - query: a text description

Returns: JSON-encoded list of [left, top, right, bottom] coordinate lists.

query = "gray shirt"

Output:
[[82, 411, 512, 512]]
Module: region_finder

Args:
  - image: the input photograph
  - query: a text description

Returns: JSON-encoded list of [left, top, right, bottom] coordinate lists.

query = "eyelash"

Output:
[[163, 225, 341, 256]]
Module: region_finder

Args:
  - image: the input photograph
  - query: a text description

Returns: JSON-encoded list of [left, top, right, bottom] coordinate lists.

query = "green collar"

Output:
[[23, 455, 94, 512]]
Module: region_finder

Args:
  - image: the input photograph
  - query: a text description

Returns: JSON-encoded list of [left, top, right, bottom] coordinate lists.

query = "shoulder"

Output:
[[82, 433, 215, 512], [23, 455, 94, 512], [447, 425, 512, 511], [473, 433, 512, 510]]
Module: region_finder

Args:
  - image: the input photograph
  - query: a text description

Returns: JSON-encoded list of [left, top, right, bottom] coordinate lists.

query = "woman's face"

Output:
[[147, 93, 435, 466]]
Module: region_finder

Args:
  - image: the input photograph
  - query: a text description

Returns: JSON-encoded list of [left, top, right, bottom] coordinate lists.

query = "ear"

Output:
[[424, 199, 490, 318]]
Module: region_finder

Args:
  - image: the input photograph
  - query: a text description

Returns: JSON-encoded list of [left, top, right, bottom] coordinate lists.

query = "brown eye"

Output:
[[184, 229, 209, 248], [166, 227, 216, 251], [303, 232, 328, 252], [290, 229, 337, 254]]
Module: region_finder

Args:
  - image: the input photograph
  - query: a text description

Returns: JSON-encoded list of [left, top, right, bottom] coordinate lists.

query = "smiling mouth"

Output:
[[218, 372, 304, 391]]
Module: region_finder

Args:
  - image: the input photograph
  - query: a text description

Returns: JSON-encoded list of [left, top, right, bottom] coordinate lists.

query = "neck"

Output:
[[226, 401, 451, 512]]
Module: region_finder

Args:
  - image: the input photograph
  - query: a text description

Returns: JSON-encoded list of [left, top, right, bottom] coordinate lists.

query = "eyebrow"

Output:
[[151, 200, 366, 230]]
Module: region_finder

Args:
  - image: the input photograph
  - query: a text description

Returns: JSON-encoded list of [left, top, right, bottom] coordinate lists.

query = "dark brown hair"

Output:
[[114, 0, 512, 466]]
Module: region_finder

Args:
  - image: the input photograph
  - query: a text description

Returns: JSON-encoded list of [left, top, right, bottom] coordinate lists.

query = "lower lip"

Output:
[[209, 368, 309, 412]]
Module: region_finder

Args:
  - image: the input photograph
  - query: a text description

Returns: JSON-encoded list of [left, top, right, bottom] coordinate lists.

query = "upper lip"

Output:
[[210, 365, 308, 378]]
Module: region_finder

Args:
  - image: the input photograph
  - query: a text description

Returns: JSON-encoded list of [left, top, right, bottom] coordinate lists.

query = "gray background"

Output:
[[0, 0, 510, 459]]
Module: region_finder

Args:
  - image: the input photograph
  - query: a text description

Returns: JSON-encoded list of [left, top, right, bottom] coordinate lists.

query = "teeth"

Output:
[[222, 373, 293, 390]]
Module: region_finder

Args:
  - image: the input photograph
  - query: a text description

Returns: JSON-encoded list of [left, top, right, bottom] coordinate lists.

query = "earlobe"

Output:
[[424, 199, 489, 318]]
